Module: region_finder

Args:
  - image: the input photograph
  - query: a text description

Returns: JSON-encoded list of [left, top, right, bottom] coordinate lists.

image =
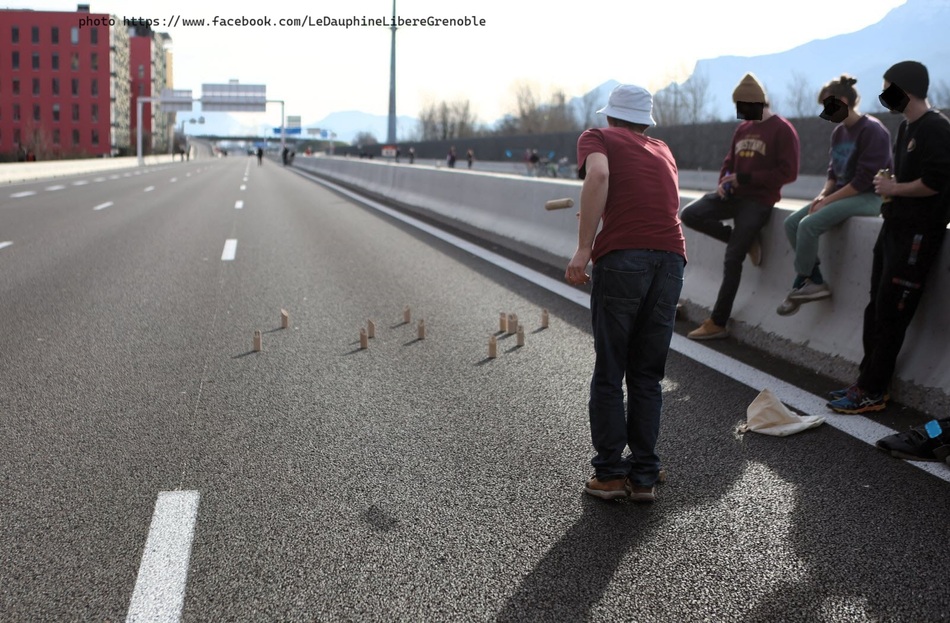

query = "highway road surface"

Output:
[[1, 155, 947, 622]]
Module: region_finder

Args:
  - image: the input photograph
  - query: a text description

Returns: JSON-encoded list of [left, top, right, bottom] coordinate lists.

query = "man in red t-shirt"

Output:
[[681, 73, 800, 340], [566, 84, 687, 502]]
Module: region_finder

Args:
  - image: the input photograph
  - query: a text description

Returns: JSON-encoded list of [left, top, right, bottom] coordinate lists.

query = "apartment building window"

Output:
[[52, 103, 60, 121], [71, 78, 79, 96], [91, 103, 98, 122], [53, 128, 60, 145], [32, 52, 40, 70], [52, 77, 59, 95], [33, 103, 40, 122], [12, 79, 20, 95], [14, 129, 21, 145], [91, 78, 98, 96], [139, 83, 145, 96], [138, 64, 144, 79], [91, 129, 99, 145], [51, 27, 59, 44], [31, 26, 39, 44], [11, 26, 19, 43], [90, 52, 98, 71], [13, 104, 20, 121], [12, 51, 19, 70], [70, 27, 78, 44], [72, 129, 80, 146], [51, 53, 59, 70], [32, 78, 40, 96], [90, 28, 98, 45], [71, 52, 79, 70], [72, 103, 79, 121]]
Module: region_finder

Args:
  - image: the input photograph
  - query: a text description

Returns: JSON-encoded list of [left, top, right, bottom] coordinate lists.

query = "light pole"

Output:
[[387, 0, 397, 144]]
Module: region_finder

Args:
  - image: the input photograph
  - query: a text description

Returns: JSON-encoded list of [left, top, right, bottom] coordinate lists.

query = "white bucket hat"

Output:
[[597, 84, 656, 127]]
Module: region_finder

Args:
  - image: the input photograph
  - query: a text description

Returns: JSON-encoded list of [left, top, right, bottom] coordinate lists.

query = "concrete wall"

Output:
[[0, 154, 178, 185], [294, 155, 950, 416]]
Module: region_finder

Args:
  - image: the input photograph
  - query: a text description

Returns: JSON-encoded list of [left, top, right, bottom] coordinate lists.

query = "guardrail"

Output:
[[294, 155, 950, 416]]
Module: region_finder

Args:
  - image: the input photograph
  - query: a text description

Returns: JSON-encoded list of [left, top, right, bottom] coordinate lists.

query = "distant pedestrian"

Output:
[[408, 146, 416, 164], [447, 146, 457, 168], [566, 84, 686, 502], [256, 147, 263, 166], [467, 149, 474, 169], [281, 147, 288, 166]]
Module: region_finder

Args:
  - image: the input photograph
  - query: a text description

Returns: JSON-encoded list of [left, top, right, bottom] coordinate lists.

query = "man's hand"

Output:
[[717, 173, 738, 199], [873, 175, 899, 197], [565, 248, 592, 285]]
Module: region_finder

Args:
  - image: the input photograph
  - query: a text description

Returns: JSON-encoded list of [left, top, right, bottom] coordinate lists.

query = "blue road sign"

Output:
[[272, 127, 302, 135]]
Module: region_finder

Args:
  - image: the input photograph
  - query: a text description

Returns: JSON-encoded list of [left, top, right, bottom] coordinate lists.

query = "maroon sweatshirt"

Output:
[[720, 114, 800, 207]]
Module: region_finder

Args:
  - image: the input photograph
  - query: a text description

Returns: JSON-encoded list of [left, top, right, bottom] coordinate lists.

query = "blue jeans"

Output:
[[589, 249, 685, 486]]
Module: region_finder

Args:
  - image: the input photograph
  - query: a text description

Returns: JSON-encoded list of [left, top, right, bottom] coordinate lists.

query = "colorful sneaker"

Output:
[[876, 419, 950, 462], [584, 476, 628, 500], [827, 385, 887, 414], [787, 279, 832, 302], [776, 295, 800, 316], [829, 384, 890, 402], [687, 318, 729, 340], [625, 481, 656, 503]]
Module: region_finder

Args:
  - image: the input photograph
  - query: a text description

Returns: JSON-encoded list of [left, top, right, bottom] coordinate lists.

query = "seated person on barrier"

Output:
[[827, 60, 950, 415], [777, 75, 892, 316], [681, 73, 800, 340]]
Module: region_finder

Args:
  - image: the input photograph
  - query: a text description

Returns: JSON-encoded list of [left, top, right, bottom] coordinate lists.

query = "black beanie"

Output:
[[883, 61, 929, 99]]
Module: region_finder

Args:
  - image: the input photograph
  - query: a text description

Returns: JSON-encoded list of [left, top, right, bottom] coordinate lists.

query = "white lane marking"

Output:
[[10, 191, 36, 198], [301, 172, 950, 485], [239, 185, 246, 191], [144, 186, 155, 193], [126, 491, 200, 623], [170, 177, 178, 183], [234, 200, 243, 209], [243, 177, 248, 182], [0, 241, 13, 250], [109, 174, 120, 180], [94, 177, 106, 182], [186, 173, 191, 178], [93, 202, 114, 211], [221, 239, 237, 261], [73, 180, 89, 186], [123, 173, 131, 177], [46, 184, 65, 191]]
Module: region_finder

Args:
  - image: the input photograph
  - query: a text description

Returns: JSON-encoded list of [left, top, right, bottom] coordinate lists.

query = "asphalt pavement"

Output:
[[0, 155, 947, 622]]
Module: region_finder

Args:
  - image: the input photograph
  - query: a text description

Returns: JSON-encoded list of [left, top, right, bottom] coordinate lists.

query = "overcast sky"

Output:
[[8, 0, 908, 132]]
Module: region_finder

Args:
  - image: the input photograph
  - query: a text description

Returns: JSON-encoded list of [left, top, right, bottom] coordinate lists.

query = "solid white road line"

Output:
[[93, 202, 114, 211], [299, 172, 950, 485], [221, 239, 237, 261], [46, 185, 65, 191], [10, 191, 36, 198], [144, 186, 155, 193], [0, 241, 13, 250], [234, 200, 244, 209], [126, 490, 200, 623]]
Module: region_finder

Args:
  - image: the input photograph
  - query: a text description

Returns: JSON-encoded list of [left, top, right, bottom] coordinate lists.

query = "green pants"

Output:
[[784, 193, 882, 278]]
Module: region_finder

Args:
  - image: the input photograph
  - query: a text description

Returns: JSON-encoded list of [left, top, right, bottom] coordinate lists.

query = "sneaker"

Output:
[[687, 318, 729, 340], [875, 419, 950, 461], [584, 476, 628, 500], [787, 279, 832, 302], [827, 385, 887, 414], [625, 481, 656, 503], [776, 296, 800, 316], [829, 384, 890, 402], [747, 236, 762, 267]]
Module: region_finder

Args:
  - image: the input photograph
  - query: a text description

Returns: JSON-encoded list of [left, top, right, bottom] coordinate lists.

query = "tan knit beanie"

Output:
[[733, 73, 767, 104]]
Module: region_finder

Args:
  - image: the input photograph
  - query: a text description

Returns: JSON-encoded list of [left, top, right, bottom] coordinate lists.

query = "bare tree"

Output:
[[784, 70, 816, 118], [542, 90, 580, 133], [352, 131, 377, 147], [681, 70, 715, 124], [652, 83, 686, 127], [513, 81, 544, 134], [931, 79, 950, 109]]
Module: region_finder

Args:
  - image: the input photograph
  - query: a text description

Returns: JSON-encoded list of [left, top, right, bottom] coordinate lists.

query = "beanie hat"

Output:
[[733, 73, 767, 104], [883, 61, 929, 99]]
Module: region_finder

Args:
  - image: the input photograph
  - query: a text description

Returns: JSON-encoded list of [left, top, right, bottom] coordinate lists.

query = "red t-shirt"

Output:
[[576, 127, 686, 263]]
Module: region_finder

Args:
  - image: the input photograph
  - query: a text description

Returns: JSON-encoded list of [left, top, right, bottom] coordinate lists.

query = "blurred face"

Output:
[[879, 80, 910, 113], [819, 94, 849, 123]]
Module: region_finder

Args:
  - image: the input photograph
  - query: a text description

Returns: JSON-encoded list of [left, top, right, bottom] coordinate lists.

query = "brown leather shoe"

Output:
[[625, 482, 656, 503], [687, 318, 729, 340], [584, 477, 628, 500]]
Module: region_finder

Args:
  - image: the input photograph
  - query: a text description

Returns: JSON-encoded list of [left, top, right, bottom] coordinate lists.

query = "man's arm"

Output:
[[565, 152, 609, 285]]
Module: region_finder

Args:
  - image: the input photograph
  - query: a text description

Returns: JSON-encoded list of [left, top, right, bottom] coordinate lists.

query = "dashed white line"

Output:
[[110, 174, 120, 180], [73, 180, 89, 186], [186, 173, 191, 178], [93, 202, 114, 211], [239, 185, 246, 191], [170, 177, 178, 183], [234, 200, 244, 209], [221, 239, 238, 261], [94, 177, 106, 182], [126, 491, 200, 623], [46, 184, 65, 191], [0, 241, 13, 250], [144, 186, 155, 193], [10, 191, 36, 198]]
